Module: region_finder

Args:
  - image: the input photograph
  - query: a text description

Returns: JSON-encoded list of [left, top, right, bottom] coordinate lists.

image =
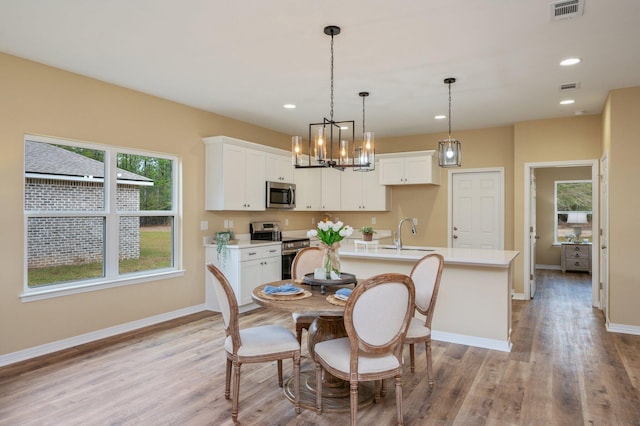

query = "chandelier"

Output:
[[437, 77, 462, 168], [292, 25, 374, 171]]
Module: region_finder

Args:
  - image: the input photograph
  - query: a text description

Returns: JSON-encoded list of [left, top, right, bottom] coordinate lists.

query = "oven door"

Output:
[[267, 181, 296, 209], [281, 250, 297, 280]]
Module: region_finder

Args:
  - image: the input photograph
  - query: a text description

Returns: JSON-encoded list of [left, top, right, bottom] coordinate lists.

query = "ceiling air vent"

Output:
[[560, 82, 580, 91], [550, 0, 585, 20]]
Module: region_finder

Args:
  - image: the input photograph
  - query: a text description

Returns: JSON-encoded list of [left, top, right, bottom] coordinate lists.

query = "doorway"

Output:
[[524, 160, 600, 307]]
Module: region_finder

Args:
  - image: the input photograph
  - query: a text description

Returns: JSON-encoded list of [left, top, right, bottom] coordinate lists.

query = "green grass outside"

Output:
[[28, 229, 172, 287]]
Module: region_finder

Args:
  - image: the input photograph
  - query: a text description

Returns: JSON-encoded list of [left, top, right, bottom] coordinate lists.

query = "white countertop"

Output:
[[339, 242, 519, 268], [204, 234, 281, 249]]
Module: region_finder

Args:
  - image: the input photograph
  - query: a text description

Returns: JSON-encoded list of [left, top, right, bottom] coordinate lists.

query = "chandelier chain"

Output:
[[330, 31, 334, 122], [448, 81, 452, 137], [362, 94, 366, 134]]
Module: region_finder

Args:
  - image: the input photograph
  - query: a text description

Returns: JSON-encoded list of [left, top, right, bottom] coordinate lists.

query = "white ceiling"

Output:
[[2, 0, 640, 139]]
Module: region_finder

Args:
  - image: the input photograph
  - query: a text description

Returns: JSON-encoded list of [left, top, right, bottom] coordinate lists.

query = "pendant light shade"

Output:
[[291, 25, 371, 171], [355, 91, 375, 171], [438, 77, 462, 168]]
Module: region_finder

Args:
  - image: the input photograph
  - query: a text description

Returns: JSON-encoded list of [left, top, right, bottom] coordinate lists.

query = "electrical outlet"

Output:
[[223, 219, 229, 228], [285, 218, 289, 226], [371, 217, 376, 225], [229, 220, 234, 228], [412, 218, 418, 225], [200, 220, 208, 231], [312, 217, 315, 225]]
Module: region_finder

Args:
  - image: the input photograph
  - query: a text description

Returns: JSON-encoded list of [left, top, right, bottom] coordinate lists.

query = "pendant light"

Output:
[[291, 25, 371, 171], [438, 77, 462, 168], [355, 91, 375, 171]]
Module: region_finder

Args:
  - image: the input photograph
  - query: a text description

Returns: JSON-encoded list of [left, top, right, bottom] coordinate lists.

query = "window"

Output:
[[555, 180, 592, 243], [24, 134, 181, 299]]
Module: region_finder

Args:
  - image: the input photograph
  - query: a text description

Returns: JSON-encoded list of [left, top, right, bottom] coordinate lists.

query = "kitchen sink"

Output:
[[379, 245, 435, 252]]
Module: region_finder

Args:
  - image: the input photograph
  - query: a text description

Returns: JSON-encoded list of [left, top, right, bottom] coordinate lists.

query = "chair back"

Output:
[[291, 246, 323, 279], [344, 273, 415, 359], [409, 254, 444, 327], [207, 264, 241, 350]]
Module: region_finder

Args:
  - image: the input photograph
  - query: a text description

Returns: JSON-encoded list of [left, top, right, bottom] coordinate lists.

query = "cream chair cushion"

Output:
[[314, 337, 401, 374], [225, 325, 299, 357], [406, 317, 431, 339]]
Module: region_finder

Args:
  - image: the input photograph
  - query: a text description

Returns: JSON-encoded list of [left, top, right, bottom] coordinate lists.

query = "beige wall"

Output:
[[534, 167, 592, 266], [3, 50, 639, 357], [606, 86, 640, 326]]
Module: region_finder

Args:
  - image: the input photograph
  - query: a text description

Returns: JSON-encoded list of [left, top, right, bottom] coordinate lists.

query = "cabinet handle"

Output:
[[268, 249, 278, 253], [247, 252, 257, 256]]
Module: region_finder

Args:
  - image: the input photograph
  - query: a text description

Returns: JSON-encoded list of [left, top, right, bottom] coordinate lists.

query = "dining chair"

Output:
[[313, 273, 415, 425], [206, 264, 301, 421], [290, 246, 324, 344], [406, 253, 444, 387]]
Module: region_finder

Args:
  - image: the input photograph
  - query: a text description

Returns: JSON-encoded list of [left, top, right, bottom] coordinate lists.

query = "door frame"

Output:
[[524, 160, 600, 306], [448, 167, 505, 249]]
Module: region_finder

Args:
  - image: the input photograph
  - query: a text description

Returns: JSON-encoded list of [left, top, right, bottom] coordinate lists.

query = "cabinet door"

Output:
[[363, 166, 390, 211], [240, 258, 262, 306], [404, 156, 431, 184], [244, 149, 266, 210], [379, 158, 405, 185], [340, 170, 364, 210], [294, 168, 321, 210], [265, 153, 294, 183], [222, 144, 247, 209], [262, 256, 282, 283], [321, 168, 342, 210]]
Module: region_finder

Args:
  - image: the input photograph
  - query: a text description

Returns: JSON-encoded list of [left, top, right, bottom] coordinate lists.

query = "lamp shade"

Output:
[[438, 137, 461, 167], [567, 212, 588, 224]]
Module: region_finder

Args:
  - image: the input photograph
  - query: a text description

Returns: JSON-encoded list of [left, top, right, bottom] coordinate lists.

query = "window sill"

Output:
[[20, 269, 186, 303]]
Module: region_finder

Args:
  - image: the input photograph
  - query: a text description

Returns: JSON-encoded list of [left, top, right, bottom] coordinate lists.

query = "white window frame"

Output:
[[22, 134, 184, 302], [554, 179, 592, 244]]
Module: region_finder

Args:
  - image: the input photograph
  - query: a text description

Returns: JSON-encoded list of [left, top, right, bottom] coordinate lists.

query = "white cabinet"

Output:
[[379, 151, 440, 185], [204, 138, 266, 210], [294, 168, 322, 210], [340, 165, 390, 211], [321, 168, 341, 210], [265, 153, 294, 183], [206, 243, 282, 310]]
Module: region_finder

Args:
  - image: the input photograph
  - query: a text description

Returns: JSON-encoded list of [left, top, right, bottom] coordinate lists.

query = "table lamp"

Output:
[[567, 212, 588, 241]]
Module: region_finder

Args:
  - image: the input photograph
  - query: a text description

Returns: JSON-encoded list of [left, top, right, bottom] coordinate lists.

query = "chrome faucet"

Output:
[[394, 217, 416, 250]]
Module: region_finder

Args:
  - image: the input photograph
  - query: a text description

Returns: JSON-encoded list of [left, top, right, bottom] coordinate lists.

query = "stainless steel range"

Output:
[[250, 221, 310, 279]]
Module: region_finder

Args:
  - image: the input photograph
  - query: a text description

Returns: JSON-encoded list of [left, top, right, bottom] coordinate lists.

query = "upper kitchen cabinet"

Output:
[[378, 151, 441, 185], [340, 164, 390, 211], [204, 136, 266, 211], [293, 167, 322, 211], [265, 152, 294, 183]]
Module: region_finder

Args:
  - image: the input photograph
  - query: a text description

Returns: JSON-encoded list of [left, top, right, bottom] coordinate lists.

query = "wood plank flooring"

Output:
[[1, 270, 639, 425]]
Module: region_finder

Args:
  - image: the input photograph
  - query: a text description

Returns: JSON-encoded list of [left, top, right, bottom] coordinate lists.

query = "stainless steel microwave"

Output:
[[266, 181, 296, 209]]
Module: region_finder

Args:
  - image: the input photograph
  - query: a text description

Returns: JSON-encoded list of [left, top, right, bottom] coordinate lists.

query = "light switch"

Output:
[[200, 220, 208, 231], [371, 217, 376, 225]]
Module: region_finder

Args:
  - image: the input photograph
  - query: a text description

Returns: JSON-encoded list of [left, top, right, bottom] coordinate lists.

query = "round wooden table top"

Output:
[[252, 280, 353, 315]]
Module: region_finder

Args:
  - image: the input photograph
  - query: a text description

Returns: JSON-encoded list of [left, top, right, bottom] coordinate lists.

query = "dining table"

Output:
[[252, 279, 376, 412]]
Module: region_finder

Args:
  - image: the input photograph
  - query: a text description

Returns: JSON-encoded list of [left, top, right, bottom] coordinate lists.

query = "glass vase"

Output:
[[321, 242, 341, 279]]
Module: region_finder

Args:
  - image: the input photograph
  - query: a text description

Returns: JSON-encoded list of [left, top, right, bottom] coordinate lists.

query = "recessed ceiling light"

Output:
[[434, 115, 446, 120], [560, 99, 575, 105], [283, 104, 296, 109], [560, 58, 581, 66]]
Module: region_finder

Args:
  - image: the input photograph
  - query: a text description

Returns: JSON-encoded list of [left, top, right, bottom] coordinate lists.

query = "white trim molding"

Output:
[[606, 321, 640, 336], [432, 330, 512, 352], [0, 304, 207, 368]]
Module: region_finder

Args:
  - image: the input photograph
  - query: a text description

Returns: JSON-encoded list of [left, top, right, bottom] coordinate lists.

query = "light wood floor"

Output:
[[1, 270, 639, 425]]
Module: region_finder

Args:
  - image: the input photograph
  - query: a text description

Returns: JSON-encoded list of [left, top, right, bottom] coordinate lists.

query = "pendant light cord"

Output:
[[448, 81, 452, 137], [362, 94, 366, 133], [330, 31, 334, 123]]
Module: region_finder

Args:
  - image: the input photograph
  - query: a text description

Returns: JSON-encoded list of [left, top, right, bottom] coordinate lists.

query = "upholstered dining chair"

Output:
[[406, 253, 444, 387], [290, 246, 324, 344], [313, 273, 415, 425], [206, 264, 301, 421]]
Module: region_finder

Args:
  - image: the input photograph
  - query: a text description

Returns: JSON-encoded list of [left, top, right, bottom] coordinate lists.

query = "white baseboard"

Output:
[[536, 264, 561, 270], [431, 330, 512, 352], [606, 321, 640, 336], [0, 304, 207, 368], [512, 292, 528, 300]]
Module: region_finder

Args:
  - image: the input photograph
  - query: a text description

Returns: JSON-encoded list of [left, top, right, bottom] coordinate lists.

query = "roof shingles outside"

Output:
[[25, 141, 152, 183]]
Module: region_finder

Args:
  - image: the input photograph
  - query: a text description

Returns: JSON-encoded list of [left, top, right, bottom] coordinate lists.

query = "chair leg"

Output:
[[409, 343, 416, 372], [380, 379, 387, 397], [232, 360, 241, 421], [277, 360, 283, 387], [374, 380, 381, 403], [295, 324, 304, 345], [224, 358, 232, 399], [350, 380, 359, 425], [395, 374, 404, 425], [294, 352, 301, 414], [315, 362, 323, 414], [426, 340, 434, 387]]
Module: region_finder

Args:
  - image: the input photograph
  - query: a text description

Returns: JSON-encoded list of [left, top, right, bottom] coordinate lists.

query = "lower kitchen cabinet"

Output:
[[206, 243, 282, 310]]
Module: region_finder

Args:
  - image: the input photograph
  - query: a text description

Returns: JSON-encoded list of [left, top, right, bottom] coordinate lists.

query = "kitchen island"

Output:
[[339, 244, 519, 352]]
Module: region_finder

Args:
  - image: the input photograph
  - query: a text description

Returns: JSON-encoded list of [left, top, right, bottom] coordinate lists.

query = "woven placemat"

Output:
[[258, 289, 312, 301], [325, 294, 347, 306]]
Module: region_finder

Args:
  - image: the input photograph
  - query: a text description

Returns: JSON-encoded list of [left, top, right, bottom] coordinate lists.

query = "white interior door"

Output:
[[600, 154, 609, 317], [529, 173, 537, 298], [450, 169, 504, 249]]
